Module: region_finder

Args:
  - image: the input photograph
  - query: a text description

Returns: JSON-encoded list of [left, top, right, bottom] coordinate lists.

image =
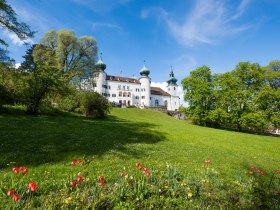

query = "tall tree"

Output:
[[0, 0, 34, 60], [181, 66, 213, 125], [40, 29, 97, 83]]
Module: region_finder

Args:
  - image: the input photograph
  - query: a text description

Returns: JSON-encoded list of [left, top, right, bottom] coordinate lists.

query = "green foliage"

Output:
[[80, 91, 111, 118], [182, 61, 280, 133]]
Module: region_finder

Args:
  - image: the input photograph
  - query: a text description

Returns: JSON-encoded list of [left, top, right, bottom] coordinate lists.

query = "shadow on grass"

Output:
[[0, 110, 166, 168]]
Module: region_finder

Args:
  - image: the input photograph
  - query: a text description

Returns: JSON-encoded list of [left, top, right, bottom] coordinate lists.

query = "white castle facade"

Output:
[[82, 55, 180, 111]]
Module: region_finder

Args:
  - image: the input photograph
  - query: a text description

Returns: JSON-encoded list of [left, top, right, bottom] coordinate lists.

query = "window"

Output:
[[123, 92, 127, 97], [102, 85, 107, 89], [135, 96, 139, 99], [128, 93, 131, 97], [119, 91, 122, 97], [107, 94, 110, 97], [112, 94, 116, 97], [155, 100, 159, 106], [118, 85, 121, 90], [123, 86, 125, 90], [174, 87, 176, 91], [108, 86, 111, 89], [127, 86, 129, 90], [141, 96, 145, 99], [164, 100, 168, 107]]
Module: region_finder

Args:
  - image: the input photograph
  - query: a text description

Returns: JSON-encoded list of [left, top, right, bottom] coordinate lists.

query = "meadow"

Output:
[[0, 107, 279, 209]]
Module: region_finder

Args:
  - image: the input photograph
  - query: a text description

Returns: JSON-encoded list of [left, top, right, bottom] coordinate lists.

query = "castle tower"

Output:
[[94, 53, 107, 95], [139, 61, 151, 107], [167, 66, 179, 110]]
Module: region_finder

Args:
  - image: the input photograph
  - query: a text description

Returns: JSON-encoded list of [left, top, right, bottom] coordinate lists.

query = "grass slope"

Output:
[[0, 107, 279, 208]]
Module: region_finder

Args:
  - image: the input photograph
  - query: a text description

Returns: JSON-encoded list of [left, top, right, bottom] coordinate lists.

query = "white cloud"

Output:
[[92, 22, 122, 30], [3, 31, 33, 46], [73, 0, 133, 12], [15, 63, 21, 69], [142, 0, 252, 46]]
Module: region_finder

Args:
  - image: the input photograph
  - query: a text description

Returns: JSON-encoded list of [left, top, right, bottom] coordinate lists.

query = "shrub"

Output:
[[80, 91, 111, 118]]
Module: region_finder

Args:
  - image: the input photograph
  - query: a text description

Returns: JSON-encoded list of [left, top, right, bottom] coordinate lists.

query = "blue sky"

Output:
[[3, 0, 280, 85]]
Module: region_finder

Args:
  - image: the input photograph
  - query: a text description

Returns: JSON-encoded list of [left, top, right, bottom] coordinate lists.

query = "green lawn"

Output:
[[0, 107, 279, 209]]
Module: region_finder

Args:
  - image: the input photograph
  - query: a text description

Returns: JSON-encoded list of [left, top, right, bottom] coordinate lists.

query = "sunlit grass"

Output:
[[0, 107, 279, 208]]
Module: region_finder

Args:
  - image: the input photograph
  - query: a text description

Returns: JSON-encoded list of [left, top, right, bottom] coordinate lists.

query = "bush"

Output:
[[240, 111, 269, 133], [80, 91, 111, 118], [58, 94, 80, 112]]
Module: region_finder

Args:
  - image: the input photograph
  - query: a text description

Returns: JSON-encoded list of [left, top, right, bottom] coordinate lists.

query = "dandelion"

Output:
[[7, 189, 15, 197], [13, 194, 20, 201], [65, 197, 71, 204], [188, 192, 193, 198]]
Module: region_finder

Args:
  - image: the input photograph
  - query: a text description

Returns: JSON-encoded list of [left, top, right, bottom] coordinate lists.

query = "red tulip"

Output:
[[77, 175, 83, 182], [135, 162, 140, 167], [70, 180, 76, 187], [13, 194, 20, 201], [260, 171, 265, 175], [138, 165, 142, 170], [12, 167, 19, 173], [256, 169, 261, 173], [29, 182, 37, 192], [7, 189, 15, 196], [121, 171, 125, 177], [144, 167, 148, 172], [99, 176, 105, 181], [250, 165, 255, 170], [19, 166, 24, 171], [99, 181, 104, 187], [76, 159, 81, 164], [205, 160, 211, 164], [71, 161, 76, 165], [145, 171, 151, 176], [22, 168, 28, 175], [249, 171, 253, 174]]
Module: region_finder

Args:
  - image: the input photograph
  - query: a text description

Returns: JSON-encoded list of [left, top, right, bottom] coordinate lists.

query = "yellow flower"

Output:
[[65, 197, 71, 204], [188, 192, 193, 198]]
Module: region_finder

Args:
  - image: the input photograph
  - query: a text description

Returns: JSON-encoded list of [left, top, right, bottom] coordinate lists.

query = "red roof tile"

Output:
[[106, 75, 141, 84], [150, 86, 170, 96]]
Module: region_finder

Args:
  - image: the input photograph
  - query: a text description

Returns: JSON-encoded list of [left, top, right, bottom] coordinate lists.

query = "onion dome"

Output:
[[95, 52, 106, 71], [139, 60, 150, 76], [167, 66, 178, 85]]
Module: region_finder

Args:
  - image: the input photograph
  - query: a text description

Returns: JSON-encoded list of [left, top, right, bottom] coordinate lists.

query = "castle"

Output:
[[82, 54, 180, 111]]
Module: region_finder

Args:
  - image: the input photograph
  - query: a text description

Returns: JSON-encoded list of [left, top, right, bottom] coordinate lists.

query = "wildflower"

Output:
[[144, 167, 148, 172], [19, 166, 24, 171], [260, 171, 265, 175], [99, 176, 105, 181], [70, 180, 76, 187], [29, 182, 37, 192], [22, 168, 28, 175], [251, 165, 255, 170], [146, 171, 151, 176], [76, 160, 81, 164], [12, 167, 19, 173], [205, 160, 211, 164], [13, 194, 20, 201], [71, 161, 76, 166], [99, 181, 104, 187], [249, 171, 253, 174], [188, 192, 193, 198], [256, 169, 261, 173], [135, 162, 140, 167], [7, 189, 15, 197], [121, 171, 125, 177], [65, 197, 71, 204], [77, 175, 83, 182], [138, 165, 142, 170]]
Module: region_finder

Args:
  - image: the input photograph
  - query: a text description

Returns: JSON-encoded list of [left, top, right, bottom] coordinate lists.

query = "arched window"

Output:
[[119, 91, 122, 97], [123, 92, 127, 97]]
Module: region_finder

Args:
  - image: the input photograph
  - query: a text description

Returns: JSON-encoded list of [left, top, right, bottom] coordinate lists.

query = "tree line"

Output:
[[181, 62, 280, 134], [0, 0, 110, 118]]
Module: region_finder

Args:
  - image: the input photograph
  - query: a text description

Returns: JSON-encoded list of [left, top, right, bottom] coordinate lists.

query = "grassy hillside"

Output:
[[0, 107, 279, 208]]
